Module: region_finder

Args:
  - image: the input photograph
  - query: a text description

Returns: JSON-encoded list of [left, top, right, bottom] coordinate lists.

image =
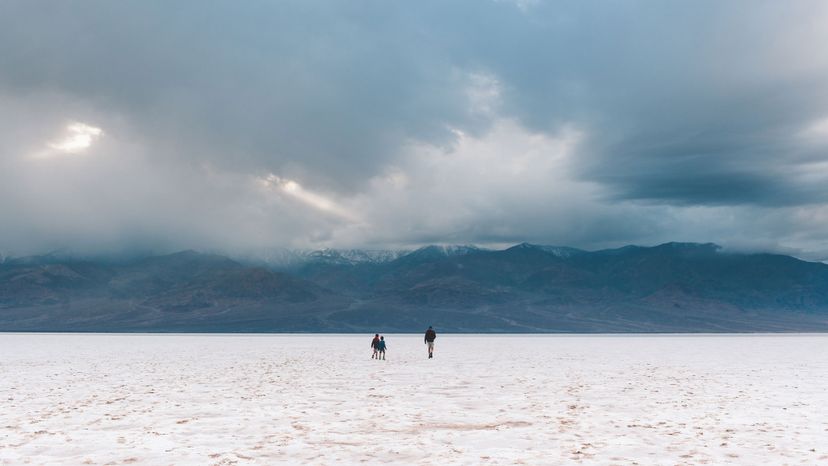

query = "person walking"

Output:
[[424, 326, 436, 359], [370, 333, 380, 359], [376, 336, 387, 360]]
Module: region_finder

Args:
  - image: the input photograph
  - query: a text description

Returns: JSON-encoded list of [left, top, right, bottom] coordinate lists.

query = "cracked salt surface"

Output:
[[1, 333, 827, 464]]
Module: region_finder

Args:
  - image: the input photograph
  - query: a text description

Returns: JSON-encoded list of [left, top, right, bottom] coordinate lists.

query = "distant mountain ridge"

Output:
[[2, 242, 828, 332], [250, 245, 482, 268]]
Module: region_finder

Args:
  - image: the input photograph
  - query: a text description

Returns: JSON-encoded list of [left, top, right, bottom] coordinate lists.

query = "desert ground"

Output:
[[1, 333, 827, 465]]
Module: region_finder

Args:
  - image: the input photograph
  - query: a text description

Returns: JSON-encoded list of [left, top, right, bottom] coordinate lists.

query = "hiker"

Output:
[[376, 336, 387, 360], [424, 326, 436, 358], [371, 333, 380, 359]]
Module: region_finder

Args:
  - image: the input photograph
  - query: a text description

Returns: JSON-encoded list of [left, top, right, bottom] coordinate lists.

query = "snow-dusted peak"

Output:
[[536, 245, 585, 258], [306, 248, 409, 265], [509, 243, 584, 257], [418, 244, 481, 255], [247, 248, 409, 267]]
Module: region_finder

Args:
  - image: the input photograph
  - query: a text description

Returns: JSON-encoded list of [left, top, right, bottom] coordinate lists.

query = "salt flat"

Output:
[[1, 334, 827, 465]]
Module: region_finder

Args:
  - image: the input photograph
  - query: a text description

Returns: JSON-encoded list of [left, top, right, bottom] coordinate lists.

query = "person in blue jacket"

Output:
[[376, 336, 387, 360]]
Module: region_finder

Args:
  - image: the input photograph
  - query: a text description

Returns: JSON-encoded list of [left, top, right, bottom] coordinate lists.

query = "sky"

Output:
[[2, 1, 828, 260]]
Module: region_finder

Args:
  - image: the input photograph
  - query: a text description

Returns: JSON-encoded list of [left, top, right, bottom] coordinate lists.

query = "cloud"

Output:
[[260, 174, 359, 222], [2, 1, 828, 259], [37, 121, 104, 157], [340, 119, 596, 246]]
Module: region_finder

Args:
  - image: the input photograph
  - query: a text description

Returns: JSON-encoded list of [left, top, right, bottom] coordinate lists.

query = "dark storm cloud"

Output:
[[585, 132, 828, 206], [2, 1, 826, 199], [2, 0, 828, 256], [0, 1, 486, 189]]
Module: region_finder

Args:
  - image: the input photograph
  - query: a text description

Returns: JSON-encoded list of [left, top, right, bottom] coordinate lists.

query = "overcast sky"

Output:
[[2, 1, 828, 259]]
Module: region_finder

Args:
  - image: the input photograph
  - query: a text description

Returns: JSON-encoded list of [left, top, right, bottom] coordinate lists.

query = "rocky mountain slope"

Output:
[[2, 243, 828, 332]]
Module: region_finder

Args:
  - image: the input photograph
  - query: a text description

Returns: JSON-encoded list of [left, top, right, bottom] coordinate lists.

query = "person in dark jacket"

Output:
[[376, 336, 387, 360], [424, 326, 436, 358], [371, 333, 380, 359]]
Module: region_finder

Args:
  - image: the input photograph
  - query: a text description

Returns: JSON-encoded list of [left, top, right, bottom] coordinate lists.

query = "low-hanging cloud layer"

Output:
[[2, 1, 828, 259]]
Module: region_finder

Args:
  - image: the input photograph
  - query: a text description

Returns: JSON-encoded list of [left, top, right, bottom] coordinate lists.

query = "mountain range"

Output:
[[2, 242, 828, 332]]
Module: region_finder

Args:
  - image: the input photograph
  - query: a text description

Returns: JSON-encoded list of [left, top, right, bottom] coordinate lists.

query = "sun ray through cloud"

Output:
[[260, 173, 359, 222]]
